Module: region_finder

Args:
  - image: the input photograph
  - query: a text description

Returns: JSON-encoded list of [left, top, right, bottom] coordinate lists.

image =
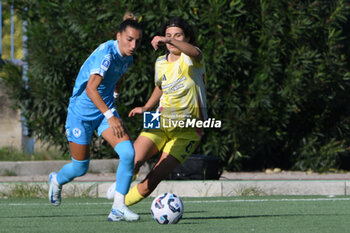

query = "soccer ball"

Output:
[[151, 193, 184, 224]]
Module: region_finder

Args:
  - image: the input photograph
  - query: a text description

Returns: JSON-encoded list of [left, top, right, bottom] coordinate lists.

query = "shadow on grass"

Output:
[[182, 213, 350, 221]]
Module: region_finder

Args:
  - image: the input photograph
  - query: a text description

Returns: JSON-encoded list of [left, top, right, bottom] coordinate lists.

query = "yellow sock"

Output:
[[125, 184, 145, 206]]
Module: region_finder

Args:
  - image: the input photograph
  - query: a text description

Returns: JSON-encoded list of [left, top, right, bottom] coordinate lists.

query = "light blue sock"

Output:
[[114, 140, 135, 195], [56, 158, 90, 185]]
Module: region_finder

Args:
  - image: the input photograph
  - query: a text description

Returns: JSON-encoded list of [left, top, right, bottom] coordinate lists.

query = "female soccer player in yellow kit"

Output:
[[110, 17, 207, 206]]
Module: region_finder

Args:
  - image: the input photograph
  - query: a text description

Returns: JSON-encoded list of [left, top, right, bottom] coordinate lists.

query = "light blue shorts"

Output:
[[65, 109, 120, 145]]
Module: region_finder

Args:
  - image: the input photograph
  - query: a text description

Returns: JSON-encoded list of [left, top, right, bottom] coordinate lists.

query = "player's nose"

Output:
[[131, 40, 137, 50]]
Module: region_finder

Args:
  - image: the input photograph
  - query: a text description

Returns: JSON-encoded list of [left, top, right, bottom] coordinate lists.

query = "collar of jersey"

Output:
[[165, 52, 183, 63], [114, 40, 127, 60]]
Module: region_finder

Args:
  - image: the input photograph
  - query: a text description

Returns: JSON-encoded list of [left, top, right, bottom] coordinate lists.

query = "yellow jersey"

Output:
[[155, 52, 207, 122]]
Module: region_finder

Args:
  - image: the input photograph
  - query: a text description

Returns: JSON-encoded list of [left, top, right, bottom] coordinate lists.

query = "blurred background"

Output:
[[0, 0, 349, 173]]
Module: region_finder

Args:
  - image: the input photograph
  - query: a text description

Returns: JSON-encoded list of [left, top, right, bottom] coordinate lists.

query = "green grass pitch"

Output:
[[1, 196, 350, 233]]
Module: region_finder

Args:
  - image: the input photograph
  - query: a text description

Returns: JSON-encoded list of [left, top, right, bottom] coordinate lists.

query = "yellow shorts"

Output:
[[140, 127, 202, 164]]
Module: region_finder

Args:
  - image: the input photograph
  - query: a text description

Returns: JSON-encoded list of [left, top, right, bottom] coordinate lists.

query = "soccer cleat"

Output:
[[49, 172, 62, 206], [106, 182, 116, 200], [107, 205, 140, 222]]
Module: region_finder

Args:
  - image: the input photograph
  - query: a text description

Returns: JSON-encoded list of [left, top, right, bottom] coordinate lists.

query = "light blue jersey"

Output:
[[68, 40, 132, 121]]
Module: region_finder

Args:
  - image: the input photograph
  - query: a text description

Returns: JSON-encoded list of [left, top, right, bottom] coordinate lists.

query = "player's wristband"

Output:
[[113, 92, 119, 99], [103, 109, 114, 119]]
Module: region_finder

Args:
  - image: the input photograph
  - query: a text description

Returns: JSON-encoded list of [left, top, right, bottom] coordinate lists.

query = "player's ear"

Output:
[[116, 32, 121, 40]]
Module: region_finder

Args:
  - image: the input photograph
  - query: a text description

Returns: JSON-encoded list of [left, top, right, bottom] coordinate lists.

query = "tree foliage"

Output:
[[1, 0, 350, 172]]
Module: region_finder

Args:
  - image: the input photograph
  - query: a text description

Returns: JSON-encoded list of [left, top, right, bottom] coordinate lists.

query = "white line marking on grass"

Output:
[[1, 197, 350, 206], [3, 202, 112, 206]]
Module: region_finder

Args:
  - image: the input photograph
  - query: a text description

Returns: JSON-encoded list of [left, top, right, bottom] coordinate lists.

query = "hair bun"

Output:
[[123, 12, 137, 21]]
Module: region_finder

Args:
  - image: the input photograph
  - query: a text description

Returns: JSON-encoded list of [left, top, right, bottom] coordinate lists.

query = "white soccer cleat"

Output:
[[107, 204, 140, 222], [49, 172, 62, 206], [106, 182, 116, 200]]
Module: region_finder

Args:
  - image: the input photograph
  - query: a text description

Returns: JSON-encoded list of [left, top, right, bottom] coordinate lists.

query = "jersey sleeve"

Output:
[[183, 47, 203, 69], [90, 43, 112, 78], [154, 60, 162, 87]]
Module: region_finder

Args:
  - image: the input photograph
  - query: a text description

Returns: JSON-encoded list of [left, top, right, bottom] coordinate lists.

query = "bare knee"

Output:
[[133, 136, 158, 172]]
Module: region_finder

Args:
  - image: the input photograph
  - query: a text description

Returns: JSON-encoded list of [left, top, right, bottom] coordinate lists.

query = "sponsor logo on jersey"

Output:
[[162, 77, 186, 94]]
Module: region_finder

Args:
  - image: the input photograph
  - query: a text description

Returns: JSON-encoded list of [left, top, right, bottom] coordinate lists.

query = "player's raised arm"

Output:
[[151, 35, 202, 62]]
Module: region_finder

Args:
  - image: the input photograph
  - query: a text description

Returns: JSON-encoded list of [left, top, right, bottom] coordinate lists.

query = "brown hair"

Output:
[[123, 12, 137, 21]]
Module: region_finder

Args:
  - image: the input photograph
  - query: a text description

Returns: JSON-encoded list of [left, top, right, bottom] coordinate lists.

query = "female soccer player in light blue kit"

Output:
[[48, 18, 142, 222]]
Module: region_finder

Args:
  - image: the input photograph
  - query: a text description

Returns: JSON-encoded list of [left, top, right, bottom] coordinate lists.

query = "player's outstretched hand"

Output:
[[128, 107, 145, 117], [108, 116, 125, 138]]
